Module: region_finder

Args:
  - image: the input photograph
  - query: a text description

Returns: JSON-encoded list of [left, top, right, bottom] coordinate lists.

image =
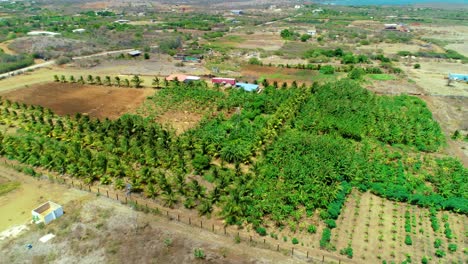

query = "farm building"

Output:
[[212, 77, 236, 86], [27, 31, 61, 36], [166, 74, 201, 83], [128, 50, 142, 57], [114, 19, 130, 24], [72, 28, 86, 33], [449, 73, 468, 82], [32, 201, 63, 225], [236, 83, 259, 92], [384, 24, 398, 30], [231, 10, 244, 15]]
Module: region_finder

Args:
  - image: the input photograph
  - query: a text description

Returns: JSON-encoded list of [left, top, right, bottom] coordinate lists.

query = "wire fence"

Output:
[[4, 160, 350, 264]]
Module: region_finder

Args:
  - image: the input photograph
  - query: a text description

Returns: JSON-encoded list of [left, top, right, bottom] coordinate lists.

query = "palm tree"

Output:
[[152, 76, 160, 88], [95, 76, 102, 85], [104, 76, 112, 86], [78, 76, 85, 84], [124, 79, 130, 87], [114, 76, 121, 87], [69, 75, 76, 83], [161, 190, 178, 208], [53, 75, 59, 82], [131, 75, 143, 88], [87, 75, 94, 84], [60, 75, 67, 83]]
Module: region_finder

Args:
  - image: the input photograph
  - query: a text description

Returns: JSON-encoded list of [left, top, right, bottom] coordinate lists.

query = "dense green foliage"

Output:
[[0, 79, 465, 237], [0, 52, 34, 74]]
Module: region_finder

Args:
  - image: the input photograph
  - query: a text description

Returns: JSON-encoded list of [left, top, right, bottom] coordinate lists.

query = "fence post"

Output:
[[277, 244, 279, 251], [116, 193, 119, 201], [80, 183, 82, 189], [291, 247, 294, 256], [125, 196, 127, 204], [307, 251, 309, 259], [177, 214, 180, 222], [88, 185, 91, 192], [249, 236, 252, 242], [166, 210, 169, 217], [189, 217, 191, 225], [212, 224, 214, 232], [263, 239, 265, 244], [322, 255, 324, 263], [98, 188, 100, 194], [71, 180, 74, 187], [224, 227, 226, 235], [200, 221, 202, 229], [106, 190, 109, 198]]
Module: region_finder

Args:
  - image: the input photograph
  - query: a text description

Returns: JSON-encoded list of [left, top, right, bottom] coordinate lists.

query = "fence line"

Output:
[[2, 160, 348, 264]]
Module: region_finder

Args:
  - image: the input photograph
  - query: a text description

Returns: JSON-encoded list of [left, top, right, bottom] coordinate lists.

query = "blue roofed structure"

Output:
[[449, 73, 468, 82], [236, 83, 259, 92]]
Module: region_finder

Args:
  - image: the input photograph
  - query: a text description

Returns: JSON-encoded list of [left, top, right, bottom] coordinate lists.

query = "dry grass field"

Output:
[[1, 83, 153, 119]]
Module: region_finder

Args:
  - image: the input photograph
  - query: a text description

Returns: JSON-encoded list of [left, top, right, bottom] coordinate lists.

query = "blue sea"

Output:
[[317, 0, 467, 5]]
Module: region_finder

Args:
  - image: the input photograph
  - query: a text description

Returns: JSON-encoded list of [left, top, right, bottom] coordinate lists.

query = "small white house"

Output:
[[32, 201, 63, 224], [27, 31, 61, 36], [72, 28, 86, 33]]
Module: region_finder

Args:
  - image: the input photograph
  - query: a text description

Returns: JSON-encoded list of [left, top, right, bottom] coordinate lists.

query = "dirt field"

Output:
[[0, 163, 88, 233], [0, 83, 154, 119], [334, 190, 467, 264], [155, 110, 203, 135]]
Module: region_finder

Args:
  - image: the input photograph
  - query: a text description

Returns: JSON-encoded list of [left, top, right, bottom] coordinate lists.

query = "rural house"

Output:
[[32, 201, 63, 224]]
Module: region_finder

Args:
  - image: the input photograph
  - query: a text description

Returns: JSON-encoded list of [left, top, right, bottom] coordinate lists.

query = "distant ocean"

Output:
[[316, 0, 467, 5]]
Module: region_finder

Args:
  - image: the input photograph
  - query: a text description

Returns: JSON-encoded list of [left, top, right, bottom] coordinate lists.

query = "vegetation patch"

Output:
[[0, 180, 20, 196]]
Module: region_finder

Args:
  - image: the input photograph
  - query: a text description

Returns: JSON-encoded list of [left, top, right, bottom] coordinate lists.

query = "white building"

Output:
[[32, 201, 63, 225], [72, 28, 86, 33], [27, 31, 61, 36]]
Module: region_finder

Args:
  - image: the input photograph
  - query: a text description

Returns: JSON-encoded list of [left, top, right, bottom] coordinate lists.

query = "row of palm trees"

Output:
[[53, 74, 144, 88]]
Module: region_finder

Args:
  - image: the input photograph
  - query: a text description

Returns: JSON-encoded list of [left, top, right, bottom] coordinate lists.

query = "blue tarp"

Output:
[[236, 82, 259, 92], [449, 73, 468, 81]]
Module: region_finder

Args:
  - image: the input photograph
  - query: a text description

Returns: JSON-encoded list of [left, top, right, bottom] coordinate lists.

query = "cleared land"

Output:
[[1, 83, 153, 119]]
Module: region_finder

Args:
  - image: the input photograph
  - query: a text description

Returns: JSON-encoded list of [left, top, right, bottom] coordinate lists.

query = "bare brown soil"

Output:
[[155, 110, 203, 135], [1, 82, 153, 120]]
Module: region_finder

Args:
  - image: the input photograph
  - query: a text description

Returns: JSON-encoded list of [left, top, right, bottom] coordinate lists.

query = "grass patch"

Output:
[[224, 35, 245, 43], [0, 181, 21, 196], [368, 74, 396, 81]]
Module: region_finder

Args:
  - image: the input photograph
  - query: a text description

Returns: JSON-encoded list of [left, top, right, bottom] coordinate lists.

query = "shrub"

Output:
[[320, 228, 331, 248], [421, 256, 428, 264], [435, 249, 445, 258], [404, 235, 412, 246], [348, 68, 366, 80], [56, 56, 72, 65], [448, 243, 457, 252], [194, 248, 205, 259], [340, 246, 353, 258], [413, 64, 421, 69], [255, 226, 267, 236], [248, 57, 262, 65], [434, 238, 442, 248], [292, 237, 299, 245], [320, 65, 335, 75], [325, 219, 337, 229], [307, 224, 317, 234]]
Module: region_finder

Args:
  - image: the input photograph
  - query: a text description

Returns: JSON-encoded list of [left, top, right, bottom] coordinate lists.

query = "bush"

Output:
[[307, 225, 317, 234], [421, 256, 428, 264], [194, 248, 205, 259], [404, 235, 412, 246], [340, 246, 353, 258], [255, 226, 267, 236], [320, 228, 331, 248], [325, 219, 336, 229], [248, 57, 262, 65], [292, 237, 299, 245], [434, 238, 442, 248], [320, 65, 335, 75], [413, 64, 421, 69], [56, 56, 72, 65], [435, 249, 445, 258], [192, 154, 211, 173], [448, 243, 457, 252], [348, 68, 366, 80]]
